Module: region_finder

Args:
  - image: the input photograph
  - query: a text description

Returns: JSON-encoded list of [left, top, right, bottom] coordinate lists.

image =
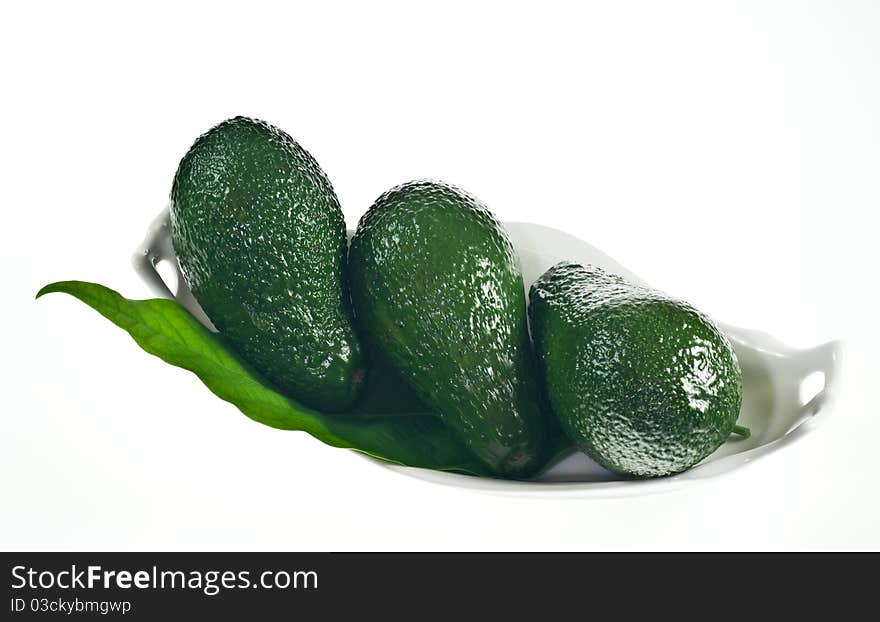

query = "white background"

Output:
[[2, 1, 878, 550]]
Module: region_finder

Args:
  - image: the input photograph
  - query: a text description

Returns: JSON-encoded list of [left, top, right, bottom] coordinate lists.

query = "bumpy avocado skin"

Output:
[[529, 262, 742, 478], [348, 180, 547, 478], [171, 117, 365, 412]]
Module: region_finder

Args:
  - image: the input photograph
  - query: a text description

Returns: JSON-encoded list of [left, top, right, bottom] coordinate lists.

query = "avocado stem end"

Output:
[[731, 424, 751, 439]]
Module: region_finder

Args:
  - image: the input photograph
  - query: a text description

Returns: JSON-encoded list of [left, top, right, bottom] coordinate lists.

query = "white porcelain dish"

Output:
[[135, 209, 844, 497]]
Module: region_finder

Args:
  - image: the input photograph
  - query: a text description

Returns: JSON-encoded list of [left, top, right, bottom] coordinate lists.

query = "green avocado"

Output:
[[171, 117, 365, 412], [348, 180, 547, 478], [528, 261, 743, 478]]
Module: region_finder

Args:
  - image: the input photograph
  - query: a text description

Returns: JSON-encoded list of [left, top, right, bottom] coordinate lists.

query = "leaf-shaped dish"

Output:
[[125, 210, 844, 496]]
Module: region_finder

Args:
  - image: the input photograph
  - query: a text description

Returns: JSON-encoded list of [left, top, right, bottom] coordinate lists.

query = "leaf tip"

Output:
[[36, 280, 87, 300], [36, 282, 62, 300]]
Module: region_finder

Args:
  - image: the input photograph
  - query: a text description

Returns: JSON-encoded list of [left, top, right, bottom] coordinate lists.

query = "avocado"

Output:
[[348, 180, 547, 478], [528, 261, 742, 478], [171, 117, 365, 411]]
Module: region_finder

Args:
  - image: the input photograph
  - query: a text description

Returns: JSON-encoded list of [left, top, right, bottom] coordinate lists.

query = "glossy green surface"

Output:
[[348, 180, 547, 478], [529, 262, 743, 478], [171, 117, 365, 411]]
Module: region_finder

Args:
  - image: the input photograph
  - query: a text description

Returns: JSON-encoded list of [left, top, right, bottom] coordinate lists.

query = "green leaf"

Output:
[[36, 280, 494, 477]]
